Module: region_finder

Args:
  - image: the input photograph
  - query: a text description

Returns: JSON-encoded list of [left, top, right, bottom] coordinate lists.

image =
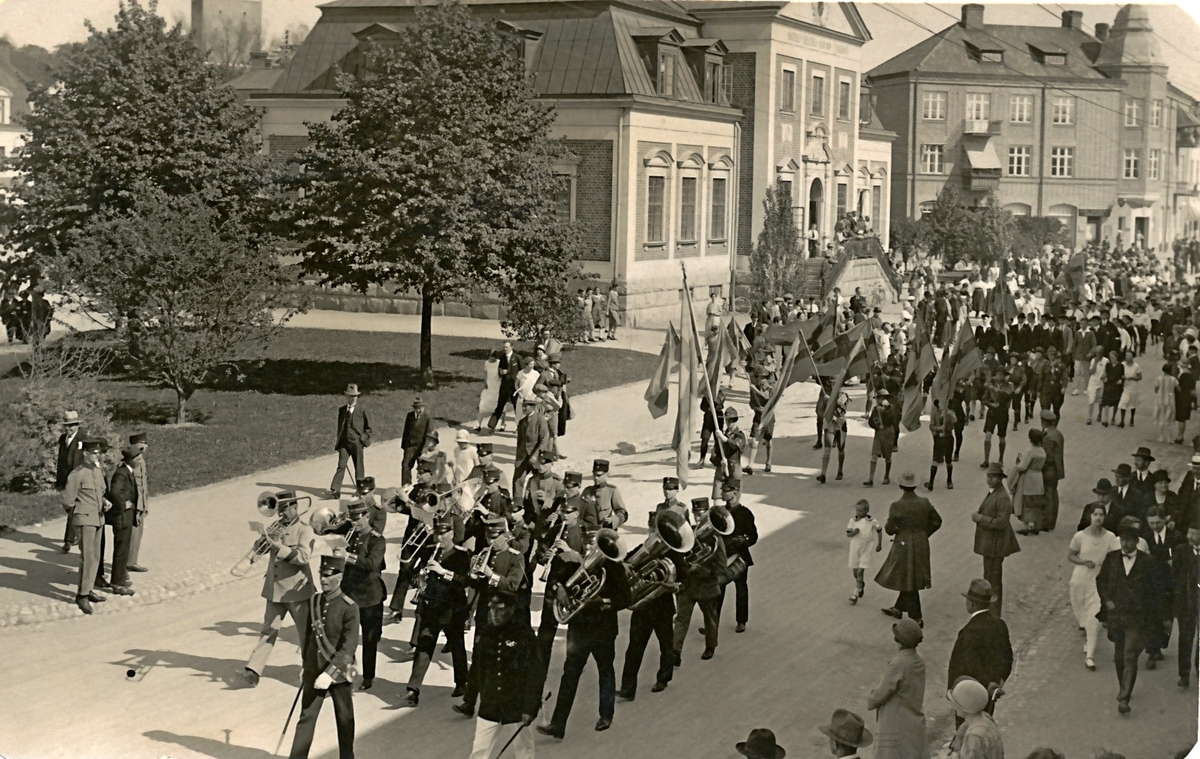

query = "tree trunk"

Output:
[[174, 387, 189, 425], [420, 283, 434, 387]]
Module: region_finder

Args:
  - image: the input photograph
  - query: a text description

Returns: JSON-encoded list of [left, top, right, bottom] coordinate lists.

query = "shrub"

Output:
[[0, 379, 117, 492]]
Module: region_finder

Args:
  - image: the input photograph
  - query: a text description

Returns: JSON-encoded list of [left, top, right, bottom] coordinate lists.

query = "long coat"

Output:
[[875, 490, 943, 592], [866, 647, 928, 759], [973, 487, 1020, 559], [1010, 444, 1045, 519]]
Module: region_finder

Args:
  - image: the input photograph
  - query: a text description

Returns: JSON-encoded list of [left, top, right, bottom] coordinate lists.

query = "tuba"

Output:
[[684, 504, 734, 573], [627, 510, 694, 611], [553, 528, 627, 623]]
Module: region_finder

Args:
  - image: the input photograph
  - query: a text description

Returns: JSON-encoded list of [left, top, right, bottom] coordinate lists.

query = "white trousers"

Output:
[[470, 717, 534, 759]]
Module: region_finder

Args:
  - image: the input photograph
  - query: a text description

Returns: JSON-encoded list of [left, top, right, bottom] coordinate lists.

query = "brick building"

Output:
[[868, 3, 1200, 252], [250, 0, 891, 326]]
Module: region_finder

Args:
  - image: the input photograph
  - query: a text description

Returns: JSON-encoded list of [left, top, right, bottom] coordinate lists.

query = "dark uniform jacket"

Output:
[[341, 528, 387, 608], [875, 490, 942, 592], [567, 557, 631, 638], [724, 504, 758, 569], [581, 483, 628, 531], [680, 533, 727, 600], [1096, 549, 1166, 636], [467, 620, 545, 725], [418, 547, 471, 624], [303, 591, 360, 685], [105, 464, 138, 530], [55, 429, 87, 490], [973, 487, 1020, 558], [948, 611, 1014, 689]]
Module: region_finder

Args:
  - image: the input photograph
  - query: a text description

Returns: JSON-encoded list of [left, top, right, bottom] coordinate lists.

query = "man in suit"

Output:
[[876, 472, 943, 626], [1096, 517, 1169, 714], [61, 439, 110, 615], [340, 498, 387, 691], [1130, 446, 1157, 500], [104, 447, 140, 595], [55, 410, 86, 552], [1079, 478, 1125, 534], [947, 579, 1013, 726], [126, 432, 150, 572], [971, 464, 1020, 616], [329, 384, 371, 498], [1040, 410, 1065, 531], [1177, 453, 1200, 531], [1144, 505, 1184, 668], [399, 396, 428, 487], [512, 395, 548, 508], [1173, 521, 1200, 688], [1112, 464, 1148, 528], [243, 494, 317, 687], [488, 341, 520, 432], [716, 477, 757, 634]]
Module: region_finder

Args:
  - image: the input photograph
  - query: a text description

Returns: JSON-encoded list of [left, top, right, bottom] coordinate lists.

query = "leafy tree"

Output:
[[59, 191, 298, 424], [498, 228, 590, 343], [965, 197, 1016, 266], [889, 217, 930, 265], [1013, 216, 1067, 259], [922, 185, 975, 266], [749, 183, 805, 299], [4, 0, 265, 296], [284, 1, 575, 383]]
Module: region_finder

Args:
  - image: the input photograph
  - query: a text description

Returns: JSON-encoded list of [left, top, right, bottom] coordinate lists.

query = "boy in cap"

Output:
[[864, 389, 898, 487], [582, 459, 628, 531], [62, 439, 111, 614], [126, 432, 150, 572], [712, 406, 749, 496]]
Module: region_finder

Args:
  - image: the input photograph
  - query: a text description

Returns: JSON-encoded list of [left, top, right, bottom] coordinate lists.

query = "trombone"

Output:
[[230, 491, 310, 577]]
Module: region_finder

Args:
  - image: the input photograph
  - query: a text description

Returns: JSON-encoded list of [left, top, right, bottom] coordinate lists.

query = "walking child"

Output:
[[847, 499, 883, 603]]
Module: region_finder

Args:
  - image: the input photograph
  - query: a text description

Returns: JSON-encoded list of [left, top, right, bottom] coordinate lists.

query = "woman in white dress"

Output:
[[1068, 503, 1117, 670], [476, 351, 502, 431], [514, 355, 540, 416], [1117, 350, 1142, 428], [1085, 348, 1107, 426], [1153, 363, 1178, 443]]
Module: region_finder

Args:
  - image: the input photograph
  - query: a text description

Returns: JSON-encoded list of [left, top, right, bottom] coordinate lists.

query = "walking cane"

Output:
[[273, 679, 304, 755], [495, 691, 551, 758]]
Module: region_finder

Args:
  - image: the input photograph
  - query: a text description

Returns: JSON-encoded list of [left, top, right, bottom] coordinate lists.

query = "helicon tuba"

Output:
[[627, 510, 695, 611], [553, 528, 627, 623], [684, 504, 734, 573]]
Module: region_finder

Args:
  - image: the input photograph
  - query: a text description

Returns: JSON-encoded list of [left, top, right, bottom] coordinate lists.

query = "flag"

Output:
[[702, 321, 726, 397], [724, 312, 751, 366], [987, 283, 1018, 332], [822, 336, 864, 431], [672, 277, 701, 488], [1056, 251, 1087, 294], [809, 299, 838, 346], [761, 317, 825, 346], [756, 332, 814, 437], [930, 319, 984, 407], [644, 323, 679, 419], [900, 311, 937, 431], [811, 319, 877, 378]]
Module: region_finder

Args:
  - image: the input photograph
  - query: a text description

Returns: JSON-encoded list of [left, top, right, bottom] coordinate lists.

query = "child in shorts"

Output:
[[846, 499, 883, 603]]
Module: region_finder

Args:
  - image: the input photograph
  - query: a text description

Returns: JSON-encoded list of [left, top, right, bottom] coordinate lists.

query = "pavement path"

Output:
[[1, 311, 1197, 759]]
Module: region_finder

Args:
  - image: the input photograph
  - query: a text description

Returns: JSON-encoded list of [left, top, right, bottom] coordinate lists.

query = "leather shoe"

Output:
[[453, 703, 475, 718], [735, 623, 746, 633], [701, 648, 715, 660], [672, 650, 681, 667], [127, 565, 148, 573], [1178, 677, 1190, 689], [87, 592, 107, 603], [1117, 700, 1130, 714], [880, 607, 902, 619], [651, 681, 668, 693], [111, 585, 135, 596], [242, 668, 260, 688], [403, 688, 419, 707], [95, 578, 112, 590], [595, 718, 612, 732], [359, 678, 373, 691], [451, 685, 465, 698], [697, 627, 706, 635], [617, 689, 635, 702], [536, 724, 564, 739], [75, 595, 93, 615]]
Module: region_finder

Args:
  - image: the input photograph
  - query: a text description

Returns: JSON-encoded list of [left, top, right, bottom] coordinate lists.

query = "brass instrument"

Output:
[[398, 491, 443, 570], [627, 510, 695, 611], [536, 514, 566, 582], [684, 504, 734, 573], [229, 491, 309, 577], [552, 528, 627, 623], [309, 505, 353, 536], [468, 544, 495, 582]]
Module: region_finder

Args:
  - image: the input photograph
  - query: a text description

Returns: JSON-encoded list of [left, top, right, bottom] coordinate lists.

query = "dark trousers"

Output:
[[290, 680, 354, 759], [330, 443, 364, 496], [1178, 612, 1199, 679], [536, 592, 560, 691], [1146, 613, 1173, 659], [983, 556, 1004, 617], [389, 567, 415, 614], [1110, 624, 1146, 703], [620, 596, 675, 695], [359, 603, 384, 681], [895, 590, 923, 621], [1041, 480, 1060, 531], [489, 383, 517, 429], [110, 519, 133, 587], [412, 611, 469, 688], [400, 446, 419, 487], [549, 625, 617, 731], [511, 459, 538, 511], [716, 566, 750, 626]]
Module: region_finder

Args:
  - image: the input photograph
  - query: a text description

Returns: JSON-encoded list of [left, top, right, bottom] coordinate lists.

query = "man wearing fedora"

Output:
[[55, 410, 87, 552], [1078, 478, 1125, 534], [1112, 463, 1148, 529], [400, 396, 429, 488], [875, 472, 942, 627], [328, 384, 371, 499], [1039, 410, 1065, 532], [819, 708, 873, 758], [1129, 446, 1156, 499], [104, 446, 141, 595], [736, 728, 786, 759], [61, 439, 111, 614], [126, 432, 151, 572], [948, 579, 1012, 725], [972, 464, 1020, 616]]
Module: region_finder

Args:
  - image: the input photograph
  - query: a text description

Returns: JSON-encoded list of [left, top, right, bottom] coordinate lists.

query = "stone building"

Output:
[[250, 0, 892, 326], [868, 3, 1200, 251]]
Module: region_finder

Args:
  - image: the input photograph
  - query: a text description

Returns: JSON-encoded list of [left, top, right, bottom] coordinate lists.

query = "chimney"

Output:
[[1061, 10, 1083, 30], [1094, 22, 1110, 41], [961, 4, 984, 28], [249, 51, 268, 69]]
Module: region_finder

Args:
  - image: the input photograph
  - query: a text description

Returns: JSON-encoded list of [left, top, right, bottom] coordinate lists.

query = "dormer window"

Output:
[[634, 28, 686, 100], [966, 42, 1003, 63], [682, 38, 731, 106], [495, 20, 543, 74], [658, 54, 675, 97], [1044, 53, 1066, 65], [1030, 44, 1067, 66]]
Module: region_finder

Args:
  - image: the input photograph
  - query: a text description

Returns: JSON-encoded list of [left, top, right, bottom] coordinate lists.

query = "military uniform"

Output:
[[673, 505, 727, 659], [716, 487, 758, 632], [341, 524, 386, 685], [581, 461, 628, 531], [247, 518, 317, 677], [61, 454, 109, 605], [460, 604, 545, 759], [387, 481, 441, 617], [290, 574, 359, 759], [407, 544, 472, 701]]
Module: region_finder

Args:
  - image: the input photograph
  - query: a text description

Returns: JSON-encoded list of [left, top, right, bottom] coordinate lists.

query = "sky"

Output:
[[0, 1, 1197, 93]]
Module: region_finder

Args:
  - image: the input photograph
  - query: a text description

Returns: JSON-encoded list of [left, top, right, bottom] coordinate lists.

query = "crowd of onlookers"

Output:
[[0, 287, 54, 344]]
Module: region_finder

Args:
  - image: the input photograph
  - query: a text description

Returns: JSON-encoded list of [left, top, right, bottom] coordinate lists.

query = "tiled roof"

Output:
[[227, 67, 285, 92], [868, 21, 1107, 81], [270, 20, 362, 94]]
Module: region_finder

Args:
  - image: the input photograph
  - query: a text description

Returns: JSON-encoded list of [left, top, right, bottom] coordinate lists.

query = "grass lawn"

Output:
[[0, 329, 656, 527]]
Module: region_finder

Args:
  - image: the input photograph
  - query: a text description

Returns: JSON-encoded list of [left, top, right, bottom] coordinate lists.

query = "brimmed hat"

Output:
[[1152, 469, 1170, 484], [63, 410, 80, 426], [129, 432, 147, 445], [1039, 409, 1057, 422], [818, 709, 873, 748], [736, 728, 786, 759], [1191, 453, 1200, 467], [1112, 463, 1133, 478], [963, 578, 997, 605], [876, 388, 891, 399], [343, 384, 360, 397], [1092, 477, 1114, 494], [412, 396, 424, 406], [120, 446, 139, 464], [893, 617, 923, 648], [724, 407, 739, 420], [1131, 446, 1155, 462], [455, 429, 470, 443], [897, 472, 918, 489], [948, 678, 990, 714], [985, 462, 1007, 478]]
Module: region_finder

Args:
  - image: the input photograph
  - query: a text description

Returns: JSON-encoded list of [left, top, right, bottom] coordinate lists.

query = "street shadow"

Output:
[[0, 528, 85, 602], [118, 647, 302, 690], [144, 730, 277, 759], [206, 358, 476, 396], [109, 397, 213, 426], [202, 620, 262, 638]]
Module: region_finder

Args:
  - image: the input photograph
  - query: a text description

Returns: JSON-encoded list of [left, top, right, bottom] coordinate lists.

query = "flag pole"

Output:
[[681, 262, 728, 476]]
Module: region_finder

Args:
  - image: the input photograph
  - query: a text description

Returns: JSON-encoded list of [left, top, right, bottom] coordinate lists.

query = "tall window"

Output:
[[922, 91, 946, 120], [810, 73, 824, 116], [1052, 96, 1074, 124], [1149, 149, 1161, 180], [921, 144, 944, 174], [781, 68, 795, 111], [965, 93, 990, 121], [836, 182, 848, 219], [1124, 99, 1141, 127], [710, 177, 727, 240], [1010, 95, 1032, 123], [1152, 99, 1163, 127], [1008, 146, 1032, 176], [838, 79, 852, 120], [1050, 147, 1074, 177], [705, 62, 720, 103], [551, 175, 573, 223], [871, 184, 882, 225], [658, 54, 675, 97], [647, 176, 665, 242], [679, 177, 697, 241], [1123, 149, 1141, 179]]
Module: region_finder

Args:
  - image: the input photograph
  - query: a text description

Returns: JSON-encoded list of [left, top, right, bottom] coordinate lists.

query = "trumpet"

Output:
[[230, 491, 307, 577], [684, 504, 734, 573], [627, 510, 694, 611], [553, 528, 627, 623]]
